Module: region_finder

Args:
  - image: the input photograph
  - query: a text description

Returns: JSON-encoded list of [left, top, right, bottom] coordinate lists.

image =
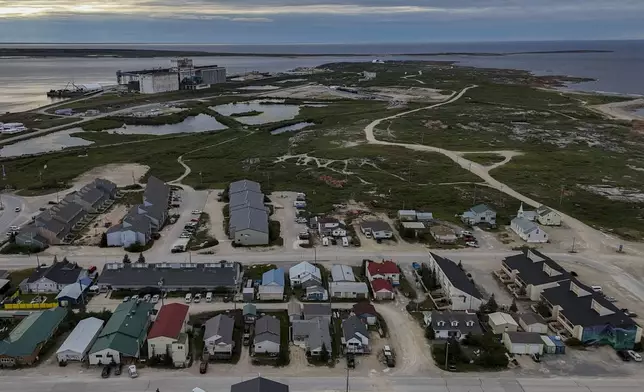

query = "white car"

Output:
[[461, 230, 473, 236], [185, 293, 192, 303], [151, 294, 160, 304], [628, 350, 642, 362], [123, 296, 130, 303], [131, 294, 139, 302], [194, 293, 202, 303], [466, 241, 479, 248], [180, 233, 191, 239], [143, 294, 151, 302], [9, 225, 19, 231], [14, 207, 21, 212], [191, 210, 202, 215]]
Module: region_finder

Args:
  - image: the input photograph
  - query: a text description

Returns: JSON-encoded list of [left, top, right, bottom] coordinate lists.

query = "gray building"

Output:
[[302, 304, 332, 323], [461, 204, 497, 225], [231, 377, 289, 392], [204, 314, 235, 358], [228, 179, 269, 246], [97, 261, 241, 292], [292, 318, 331, 357], [254, 316, 281, 355], [196, 66, 226, 85], [425, 310, 482, 340]]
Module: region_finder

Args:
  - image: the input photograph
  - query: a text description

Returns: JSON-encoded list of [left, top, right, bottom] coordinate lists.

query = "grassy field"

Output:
[[0, 112, 77, 133], [461, 153, 507, 166]]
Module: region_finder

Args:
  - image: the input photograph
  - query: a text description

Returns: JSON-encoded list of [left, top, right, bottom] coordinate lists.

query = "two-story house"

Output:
[[147, 303, 190, 367], [501, 249, 571, 300], [203, 314, 235, 359], [428, 253, 483, 311], [366, 260, 400, 286], [342, 315, 369, 354], [461, 204, 496, 226]]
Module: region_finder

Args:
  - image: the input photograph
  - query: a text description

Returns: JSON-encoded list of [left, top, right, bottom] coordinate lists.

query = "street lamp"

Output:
[[158, 278, 165, 307]]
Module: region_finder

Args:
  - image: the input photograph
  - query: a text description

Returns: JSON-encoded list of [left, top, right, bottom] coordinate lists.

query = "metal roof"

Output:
[[148, 303, 189, 339], [331, 264, 355, 282], [511, 217, 540, 234], [470, 204, 495, 214], [229, 206, 269, 234], [229, 190, 265, 210], [204, 314, 234, 344], [505, 331, 545, 345], [329, 282, 368, 294], [56, 282, 89, 300], [231, 377, 289, 392], [255, 316, 280, 344], [90, 301, 153, 356], [430, 253, 482, 299], [56, 317, 104, 356], [143, 176, 170, 209], [0, 307, 67, 357], [229, 179, 261, 195], [262, 268, 284, 286], [342, 315, 368, 342]]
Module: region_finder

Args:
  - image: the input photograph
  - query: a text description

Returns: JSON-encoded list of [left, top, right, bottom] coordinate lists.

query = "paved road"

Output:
[[0, 374, 640, 392], [0, 194, 25, 236]]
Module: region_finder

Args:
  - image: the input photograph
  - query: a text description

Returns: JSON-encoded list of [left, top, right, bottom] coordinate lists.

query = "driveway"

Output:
[[271, 191, 308, 250], [154, 187, 208, 256]]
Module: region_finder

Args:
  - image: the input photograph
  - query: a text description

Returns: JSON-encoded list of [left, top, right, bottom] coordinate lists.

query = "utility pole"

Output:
[[559, 185, 565, 206], [570, 237, 576, 253], [472, 184, 477, 205], [444, 341, 450, 369]]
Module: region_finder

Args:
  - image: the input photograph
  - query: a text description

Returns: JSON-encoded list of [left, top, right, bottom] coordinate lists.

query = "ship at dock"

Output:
[[46, 82, 103, 98]]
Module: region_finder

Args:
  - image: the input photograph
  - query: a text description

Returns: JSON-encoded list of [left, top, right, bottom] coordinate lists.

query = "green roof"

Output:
[[0, 307, 67, 357], [243, 303, 257, 316], [89, 301, 153, 356]]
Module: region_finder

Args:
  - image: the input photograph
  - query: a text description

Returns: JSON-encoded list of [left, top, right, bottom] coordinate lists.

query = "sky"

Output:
[[0, 0, 643, 43]]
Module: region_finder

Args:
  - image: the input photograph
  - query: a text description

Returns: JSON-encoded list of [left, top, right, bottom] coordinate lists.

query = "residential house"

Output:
[[425, 310, 482, 340], [331, 264, 355, 282], [502, 331, 545, 355], [228, 179, 269, 246], [288, 302, 302, 322], [97, 261, 241, 292], [500, 249, 572, 300], [487, 312, 519, 334], [143, 176, 171, 211], [20, 259, 86, 294], [254, 316, 281, 355], [342, 315, 369, 354], [541, 279, 642, 349], [56, 317, 104, 362], [329, 282, 369, 299], [203, 314, 235, 359], [518, 313, 548, 334], [289, 262, 322, 287], [401, 222, 426, 238], [106, 211, 152, 247], [427, 253, 483, 311], [517, 203, 561, 226], [316, 217, 344, 237], [365, 260, 400, 285], [292, 318, 331, 357], [0, 307, 67, 367], [461, 204, 496, 226], [305, 285, 328, 301], [243, 304, 258, 324], [230, 377, 289, 392], [352, 302, 377, 326], [429, 225, 457, 244], [229, 190, 265, 212], [88, 301, 154, 365], [397, 210, 417, 221], [258, 268, 285, 301], [56, 278, 92, 307], [360, 220, 393, 239], [511, 218, 549, 243], [303, 304, 332, 323], [14, 227, 50, 249], [147, 303, 190, 366], [371, 279, 395, 300]]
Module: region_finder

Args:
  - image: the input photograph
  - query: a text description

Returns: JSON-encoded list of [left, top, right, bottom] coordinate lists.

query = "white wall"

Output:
[[254, 340, 280, 354], [234, 229, 269, 246], [139, 73, 179, 94], [449, 287, 482, 311], [89, 348, 121, 365], [148, 336, 174, 358]]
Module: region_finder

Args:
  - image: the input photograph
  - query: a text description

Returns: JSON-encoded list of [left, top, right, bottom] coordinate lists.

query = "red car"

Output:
[[88, 266, 97, 274]]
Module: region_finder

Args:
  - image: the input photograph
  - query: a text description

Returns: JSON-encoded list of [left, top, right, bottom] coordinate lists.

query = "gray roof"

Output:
[[329, 282, 369, 295], [16, 226, 49, 245], [331, 264, 355, 282], [505, 331, 545, 345], [28, 260, 84, 285], [288, 302, 301, 317], [53, 202, 86, 223], [144, 176, 170, 207], [536, 205, 555, 217], [503, 249, 571, 286], [42, 218, 69, 237], [122, 209, 152, 233], [303, 304, 331, 319], [97, 262, 240, 289], [93, 178, 117, 194], [307, 318, 331, 351], [470, 204, 495, 214], [80, 188, 106, 206], [243, 303, 257, 316], [360, 220, 392, 232], [519, 312, 546, 326], [342, 315, 368, 341], [230, 190, 265, 211], [255, 316, 280, 344], [431, 253, 483, 299], [231, 377, 289, 392], [229, 206, 269, 234], [229, 179, 261, 195], [292, 319, 317, 337], [204, 314, 234, 344], [511, 217, 540, 234], [138, 202, 166, 223], [429, 311, 483, 335]]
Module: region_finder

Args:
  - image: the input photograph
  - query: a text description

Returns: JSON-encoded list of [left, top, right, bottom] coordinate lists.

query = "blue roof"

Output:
[[548, 336, 565, 347], [262, 268, 284, 286], [79, 277, 93, 286]]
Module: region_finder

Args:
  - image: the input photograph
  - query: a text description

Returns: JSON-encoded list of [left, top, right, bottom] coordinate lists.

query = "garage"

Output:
[[502, 331, 544, 355], [56, 317, 104, 362]]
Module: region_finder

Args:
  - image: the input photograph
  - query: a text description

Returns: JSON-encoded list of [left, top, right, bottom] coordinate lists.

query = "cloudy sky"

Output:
[[1, 0, 643, 43]]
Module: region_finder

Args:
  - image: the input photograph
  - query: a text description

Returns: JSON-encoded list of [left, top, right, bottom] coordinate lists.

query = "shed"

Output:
[[397, 210, 417, 221], [503, 331, 544, 355], [416, 212, 433, 221], [56, 317, 104, 362], [288, 302, 301, 321], [487, 312, 518, 334], [243, 287, 255, 302], [56, 282, 89, 307], [541, 335, 556, 354], [518, 312, 547, 334]]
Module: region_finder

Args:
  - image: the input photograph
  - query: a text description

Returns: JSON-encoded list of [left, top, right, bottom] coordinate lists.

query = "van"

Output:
[[206, 292, 213, 302], [591, 285, 603, 293], [185, 293, 193, 303], [342, 236, 349, 247], [322, 237, 329, 246]]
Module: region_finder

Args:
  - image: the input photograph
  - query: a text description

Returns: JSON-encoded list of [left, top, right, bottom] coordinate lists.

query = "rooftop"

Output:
[[366, 260, 399, 275], [519, 312, 546, 326], [331, 264, 355, 282], [148, 303, 189, 339], [27, 259, 85, 285], [505, 331, 545, 345], [371, 278, 394, 292], [430, 253, 482, 299], [204, 314, 235, 344], [360, 220, 392, 232], [429, 310, 482, 335], [0, 307, 68, 357], [229, 206, 269, 234], [503, 249, 571, 286], [352, 302, 376, 316], [511, 217, 541, 234], [229, 179, 262, 195], [56, 317, 104, 356], [470, 204, 495, 214], [230, 377, 289, 392]]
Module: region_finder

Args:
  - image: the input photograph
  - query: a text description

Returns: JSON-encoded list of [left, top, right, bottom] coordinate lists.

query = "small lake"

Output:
[[0, 129, 93, 157], [271, 122, 315, 135], [211, 100, 301, 125], [633, 107, 644, 117], [103, 114, 227, 135]]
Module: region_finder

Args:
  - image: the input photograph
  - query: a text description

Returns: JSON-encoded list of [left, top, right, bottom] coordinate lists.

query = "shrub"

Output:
[[565, 337, 583, 347]]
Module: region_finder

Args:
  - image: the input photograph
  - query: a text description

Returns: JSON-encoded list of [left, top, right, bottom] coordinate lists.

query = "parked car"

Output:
[[466, 241, 479, 248], [128, 365, 138, 378], [123, 296, 130, 303], [617, 350, 631, 361], [151, 294, 160, 304], [194, 293, 202, 303], [531, 353, 541, 363], [605, 296, 617, 302], [628, 350, 642, 362], [131, 294, 139, 302], [347, 354, 355, 369], [114, 363, 123, 376], [9, 225, 19, 231], [199, 361, 208, 374], [191, 210, 202, 215], [185, 293, 192, 303], [143, 294, 151, 302], [206, 292, 213, 302], [101, 365, 111, 378]]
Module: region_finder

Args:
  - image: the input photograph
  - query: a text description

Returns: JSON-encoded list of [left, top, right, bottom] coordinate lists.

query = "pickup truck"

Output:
[[383, 345, 396, 367]]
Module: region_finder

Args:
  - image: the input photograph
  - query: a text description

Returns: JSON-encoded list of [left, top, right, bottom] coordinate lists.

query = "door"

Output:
[[513, 343, 527, 354]]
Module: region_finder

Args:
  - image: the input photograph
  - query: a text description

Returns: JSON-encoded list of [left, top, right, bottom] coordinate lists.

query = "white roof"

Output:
[[56, 317, 104, 355], [56, 282, 89, 300], [259, 285, 284, 294], [331, 264, 356, 282], [329, 281, 369, 294], [289, 261, 321, 280], [402, 222, 425, 229], [511, 217, 541, 234], [488, 312, 518, 327]]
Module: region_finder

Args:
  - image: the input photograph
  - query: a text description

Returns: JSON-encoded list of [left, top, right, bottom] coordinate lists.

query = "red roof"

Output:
[[353, 301, 376, 315], [147, 303, 189, 339], [367, 260, 399, 275], [371, 278, 394, 292]]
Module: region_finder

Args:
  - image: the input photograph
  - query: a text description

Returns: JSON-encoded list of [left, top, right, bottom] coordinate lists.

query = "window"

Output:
[[451, 321, 459, 327], [95, 354, 103, 358], [437, 321, 445, 327], [151, 344, 155, 348], [466, 321, 474, 327], [177, 345, 183, 350]]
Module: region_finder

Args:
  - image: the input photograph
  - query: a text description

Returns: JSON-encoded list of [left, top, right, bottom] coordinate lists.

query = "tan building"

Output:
[[147, 303, 190, 367]]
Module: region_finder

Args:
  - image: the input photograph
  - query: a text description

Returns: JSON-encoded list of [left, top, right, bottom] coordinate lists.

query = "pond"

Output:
[[0, 129, 93, 157], [211, 100, 301, 125], [633, 107, 644, 117], [103, 114, 227, 135], [271, 122, 316, 135]]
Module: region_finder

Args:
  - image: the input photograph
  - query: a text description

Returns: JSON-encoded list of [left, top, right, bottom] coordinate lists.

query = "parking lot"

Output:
[[270, 191, 309, 249], [156, 187, 208, 255]]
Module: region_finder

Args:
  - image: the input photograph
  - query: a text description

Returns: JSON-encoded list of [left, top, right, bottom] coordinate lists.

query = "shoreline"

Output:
[[590, 98, 644, 121]]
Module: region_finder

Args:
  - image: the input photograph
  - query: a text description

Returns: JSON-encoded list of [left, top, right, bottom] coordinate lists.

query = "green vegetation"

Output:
[[462, 153, 506, 166], [244, 264, 277, 281], [432, 334, 509, 371], [230, 110, 262, 117], [189, 213, 219, 250], [8, 268, 35, 288], [0, 112, 77, 132]]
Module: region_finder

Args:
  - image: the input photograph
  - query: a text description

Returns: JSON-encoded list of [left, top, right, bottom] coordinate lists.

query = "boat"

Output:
[[46, 81, 101, 98], [0, 122, 28, 134]]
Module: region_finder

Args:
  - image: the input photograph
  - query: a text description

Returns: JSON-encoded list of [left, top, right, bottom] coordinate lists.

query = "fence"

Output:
[[4, 302, 58, 310]]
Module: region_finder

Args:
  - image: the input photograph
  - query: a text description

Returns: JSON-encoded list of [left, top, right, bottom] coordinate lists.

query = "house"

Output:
[[427, 253, 483, 311], [500, 249, 572, 300], [143, 176, 171, 212], [254, 316, 281, 355], [425, 310, 482, 340], [331, 225, 347, 237], [292, 318, 331, 357], [229, 179, 262, 196], [416, 212, 434, 222], [365, 260, 400, 285], [203, 314, 235, 359], [360, 220, 393, 239], [316, 217, 343, 236], [56, 317, 104, 362], [230, 377, 289, 392], [88, 301, 154, 365], [243, 304, 257, 324], [0, 307, 67, 367], [352, 302, 377, 325], [96, 261, 241, 292], [305, 285, 328, 301], [288, 302, 302, 321], [518, 313, 548, 334], [516, 202, 537, 221], [502, 331, 545, 355], [487, 312, 519, 334], [147, 303, 190, 366], [258, 268, 284, 301], [371, 279, 395, 300], [510, 218, 549, 243], [429, 225, 457, 244], [20, 259, 86, 294], [14, 228, 49, 249], [517, 203, 561, 226], [106, 210, 152, 248], [331, 264, 355, 282], [303, 304, 332, 323], [289, 262, 322, 287], [229, 190, 265, 212], [461, 204, 496, 225], [397, 210, 417, 221], [329, 282, 369, 299], [342, 315, 369, 354], [401, 222, 426, 238], [228, 179, 269, 246], [56, 280, 91, 307], [541, 279, 642, 349]]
